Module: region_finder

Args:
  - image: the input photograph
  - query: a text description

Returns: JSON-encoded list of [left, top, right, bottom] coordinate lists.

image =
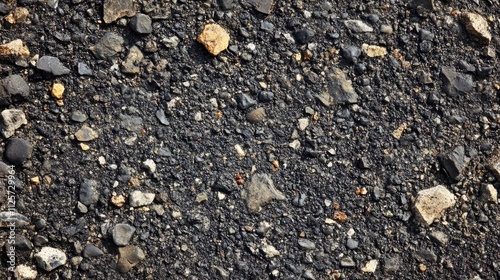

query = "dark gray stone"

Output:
[[341, 45, 361, 64], [33, 235, 49, 246], [79, 179, 99, 206], [327, 68, 358, 104], [294, 29, 315, 45], [218, 0, 233, 10], [258, 91, 274, 102], [129, 13, 152, 34], [83, 244, 104, 258], [120, 114, 143, 132], [253, 0, 275, 14], [438, 146, 470, 181], [13, 235, 33, 251], [384, 256, 400, 273], [36, 56, 70, 76], [440, 67, 473, 96], [1, 75, 30, 105], [90, 32, 125, 60], [4, 138, 31, 165], [236, 93, 257, 110]]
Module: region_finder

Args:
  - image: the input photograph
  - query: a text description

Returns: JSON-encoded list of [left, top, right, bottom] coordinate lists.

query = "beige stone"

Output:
[[413, 185, 456, 226], [103, 0, 135, 23], [460, 12, 491, 45], [362, 44, 387, 57], [0, 39, 30, 59], [197, 24, 230, 56], [4, 7, 29, 24]]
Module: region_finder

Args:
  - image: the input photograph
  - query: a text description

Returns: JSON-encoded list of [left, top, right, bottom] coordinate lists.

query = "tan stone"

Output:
[[362, 44, 387, 57], [197, 24, 230, 56], [0, 39, 30, 59], [413, 185, 456, 226], [103, 0, 136, 23], [460, 12, 491, 45], [246, 107, 266, 123], [4, 7, 29, 24], [117, 246, 146, 273]]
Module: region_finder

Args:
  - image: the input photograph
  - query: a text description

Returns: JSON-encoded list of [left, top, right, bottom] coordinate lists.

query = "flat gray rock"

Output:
[[90, 32, 125, 60], [112, 224, 136, 246], [440, 67, 473, 96], [241, 173, 285, 213], [36, 56, 70, 76]]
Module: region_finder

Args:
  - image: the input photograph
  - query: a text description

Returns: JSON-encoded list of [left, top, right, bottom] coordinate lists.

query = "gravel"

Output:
[[0, 1, 499, 279]]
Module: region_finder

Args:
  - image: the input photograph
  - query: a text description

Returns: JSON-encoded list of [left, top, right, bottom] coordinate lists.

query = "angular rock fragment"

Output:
[[129, 190, 155, 207], [121, 46, 143, 74], [324, 68, 358, 104], [438, 146, 470, 181], [36, 56, 70, 76], [112, 224, 136, 246], [83, 244, 104, 258], [0, 211, 30, 227], [77, 62, 93, 76], [79, 179, 99, 205], [0, 109, 27, 138], [4, 7, 29, 24], [117, 245, 145, 273], [252, 0, 276, 14], [487, 150, 500, 180], [34, 247, 67, 272], [413, 185, 456, 226], [344, 20, 373, 33], [246, 107, 266, 123], [241, 173, 285, 212], [103, 0, 135, 24], [0, 39, 30, 60], [480, 184, 497, 204], [361, 259, 378, 273], [75, 125, 98, 141], [14, 265, 38, 280], [0, 74, 30, 105], [90, 32, 125, 60], [129, 13, 152, 34], [440, 67, 473, 96], [460, 12, 491, 45], [197, 24, 230, 56]]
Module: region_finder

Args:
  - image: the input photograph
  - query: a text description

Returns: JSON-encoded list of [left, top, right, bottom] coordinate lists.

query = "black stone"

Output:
[[341, 45, 361, 64], [294, 29, 315, 45], [4, 138, 31, 165], [438, 146, 470, 181], [236, 93, 257, 110]]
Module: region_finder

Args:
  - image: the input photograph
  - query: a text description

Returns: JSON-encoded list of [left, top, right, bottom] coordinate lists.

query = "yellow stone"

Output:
[[80, 143, 90, 150], [51, 83, 64, 99], [30, 176, 40, 185], [197, 24, 230, 56]]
